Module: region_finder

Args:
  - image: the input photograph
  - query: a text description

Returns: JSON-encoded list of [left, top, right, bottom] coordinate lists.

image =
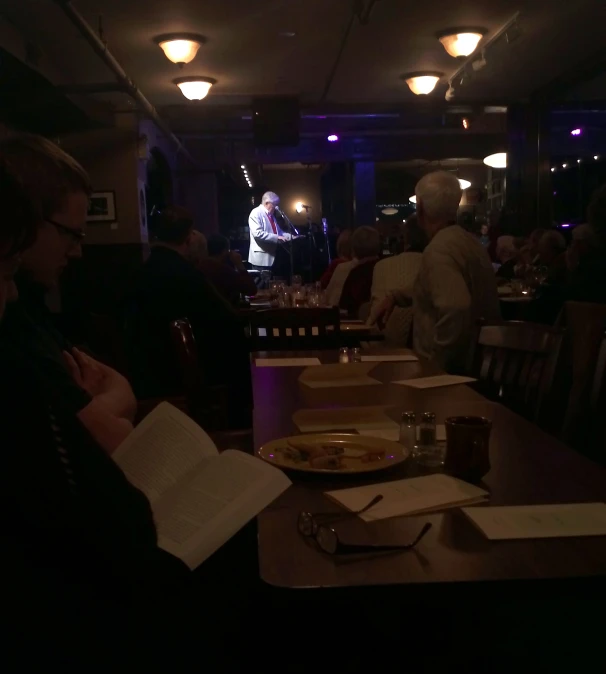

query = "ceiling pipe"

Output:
[[53, 0, 196, 165]]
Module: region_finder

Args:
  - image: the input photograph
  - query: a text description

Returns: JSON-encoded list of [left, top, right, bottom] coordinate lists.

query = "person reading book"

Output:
[[0, 153, 290, 668]]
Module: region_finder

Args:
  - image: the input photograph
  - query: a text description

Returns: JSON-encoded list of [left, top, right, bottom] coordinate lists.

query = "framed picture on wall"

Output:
[[87, 190, 117, 223]]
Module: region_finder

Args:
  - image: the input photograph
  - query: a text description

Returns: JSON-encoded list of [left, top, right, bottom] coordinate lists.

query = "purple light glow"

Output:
[[327, 134, 339, 142], [570, 128, 582, 136], [561, 224, 571, 228]]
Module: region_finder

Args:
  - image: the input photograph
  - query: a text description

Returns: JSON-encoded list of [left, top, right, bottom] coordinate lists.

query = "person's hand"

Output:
[[63, 348, 137, 422], [63, 348, 105, 395], [277, 236, 286, 242], [374, 295, 395, 330]]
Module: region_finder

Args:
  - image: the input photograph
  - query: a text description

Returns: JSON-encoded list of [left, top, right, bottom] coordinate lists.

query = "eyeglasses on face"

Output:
[[46, 219, 86, 244]]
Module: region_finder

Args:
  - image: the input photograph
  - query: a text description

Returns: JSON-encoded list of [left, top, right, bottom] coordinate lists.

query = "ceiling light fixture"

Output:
[[174, 76, 217, 101], [462, 117, 470, 130], [562, 163, 568, 168], [327, 134, 339, 142], [403, 72, 443, 95], [570, 128, 582, 136], [458, 179, 471, 190], [437, 30, 485, 58], [483, 152, 507, 169], [381, 207, 399, 215], [154, 33, 205, 65], [409, 195, 417, 204]]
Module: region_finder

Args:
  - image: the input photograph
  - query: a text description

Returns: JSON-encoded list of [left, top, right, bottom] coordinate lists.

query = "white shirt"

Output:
[[367, 252, 423, 345], [325, 259, 358, 307], [411, 226, 500, 372]]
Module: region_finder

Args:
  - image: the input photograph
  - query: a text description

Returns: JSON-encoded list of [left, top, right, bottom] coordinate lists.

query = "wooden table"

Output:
[[252, 349, 606, 593]]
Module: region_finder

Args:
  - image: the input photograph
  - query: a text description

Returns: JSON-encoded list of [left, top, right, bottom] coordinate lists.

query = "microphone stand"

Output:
[[276, 208, 298, 285], [322, 218, 331, 264]]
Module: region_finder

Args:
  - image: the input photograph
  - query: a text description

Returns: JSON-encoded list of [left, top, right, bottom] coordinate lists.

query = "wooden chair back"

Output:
[[169, 319, 229, 431], [249, 307, 341, 351], [558, 302, 606, 457], [467, 320, 564, 422]]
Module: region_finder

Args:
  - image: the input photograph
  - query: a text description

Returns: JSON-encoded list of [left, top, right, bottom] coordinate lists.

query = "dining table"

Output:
[[251, 348, 606, 599]]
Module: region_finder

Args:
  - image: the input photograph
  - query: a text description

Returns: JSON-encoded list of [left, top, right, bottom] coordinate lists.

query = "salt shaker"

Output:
[[418, 412, 437, 446], [338, 347, 350, 364], [399, 411, 416, 450], [351, 347, 362, 363]]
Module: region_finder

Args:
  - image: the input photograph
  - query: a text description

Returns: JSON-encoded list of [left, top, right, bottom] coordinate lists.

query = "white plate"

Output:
[[258, 433, 409, 474]]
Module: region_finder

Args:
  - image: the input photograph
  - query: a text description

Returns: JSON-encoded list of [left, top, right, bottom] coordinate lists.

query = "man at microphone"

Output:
[[248, 191, 292, 282]]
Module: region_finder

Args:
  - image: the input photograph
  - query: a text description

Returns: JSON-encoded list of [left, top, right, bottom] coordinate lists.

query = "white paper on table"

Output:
[[302, 376, 381, 388], [294, 406, 398, 433], [255, 358, 321, 367], [326, 474, 488, 522], [357, 428, 400, 441], [462, 503, 606, 540], [361, 355, 419, 362], [393, 375, 476, 389], [357, 425, 446, 443]]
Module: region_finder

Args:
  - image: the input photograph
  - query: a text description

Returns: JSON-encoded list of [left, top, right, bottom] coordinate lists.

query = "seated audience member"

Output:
[[126, 207, 251, 426], [199, 233, 257, 305], [478, 223, 490, 248], [566, 183, 606, 304], [367, 214, 426, 344], [519, 227, 547, 265], [190, 228, 208, 265], [326, 226, 378, 308], [374, 171, 500, 372], [320, 228, 352, 289], [537, 230, 567, 283], [0, 160, 204, 667], [0, 134, 135, 454], [495, 235, 522, 280], [339, 226, 382, 317]]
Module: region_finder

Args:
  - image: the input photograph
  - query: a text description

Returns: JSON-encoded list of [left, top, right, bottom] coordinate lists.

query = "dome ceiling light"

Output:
[[403, 71, 443, 95], [174, 76, 217, 101], [483, 152, 507, 169], [437, 30, 485, 58], [154, 33, 206, 65], [381, 207, 399, 215]]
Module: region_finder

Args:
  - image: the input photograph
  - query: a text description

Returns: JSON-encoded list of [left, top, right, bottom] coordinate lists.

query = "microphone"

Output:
[[274, 206, 284, 217]]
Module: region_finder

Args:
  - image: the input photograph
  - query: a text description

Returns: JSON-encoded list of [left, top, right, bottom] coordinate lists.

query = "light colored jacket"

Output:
[[391, 226, 500, 372], [247, 204, 290, 267]]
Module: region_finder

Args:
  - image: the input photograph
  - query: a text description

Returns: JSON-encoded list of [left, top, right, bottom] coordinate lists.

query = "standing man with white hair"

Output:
[[375, 171, 500, 372], [248, 191, 291, 282]]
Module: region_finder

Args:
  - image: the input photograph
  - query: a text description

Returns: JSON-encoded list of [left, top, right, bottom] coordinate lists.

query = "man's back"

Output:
[[413, 225, 500, 372]]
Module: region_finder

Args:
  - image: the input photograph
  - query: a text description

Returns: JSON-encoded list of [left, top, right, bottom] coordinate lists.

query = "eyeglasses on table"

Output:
[[297, 494, 432, 555]]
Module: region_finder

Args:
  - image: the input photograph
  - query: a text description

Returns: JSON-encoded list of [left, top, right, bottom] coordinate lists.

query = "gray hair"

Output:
[[415, 171, 462, 222], [262, 191, 280, 206], [351, 226, 381, 259]]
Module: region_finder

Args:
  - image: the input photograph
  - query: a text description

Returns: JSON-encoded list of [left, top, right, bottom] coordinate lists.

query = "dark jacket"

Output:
[[125, 247, 251, 424]]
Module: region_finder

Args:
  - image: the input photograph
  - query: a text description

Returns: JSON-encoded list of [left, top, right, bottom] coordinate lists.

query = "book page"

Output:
[[463, 503, 606, 540], [155, 450, 291, 569], [326, 474, 488, 521], [113, 402, 218, 504]]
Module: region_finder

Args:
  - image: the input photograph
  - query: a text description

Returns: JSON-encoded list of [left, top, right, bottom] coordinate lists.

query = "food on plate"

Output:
[[274, 437, 387, 470]]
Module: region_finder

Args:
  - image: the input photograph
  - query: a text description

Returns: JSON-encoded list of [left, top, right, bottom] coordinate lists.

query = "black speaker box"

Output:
[[252, 97, 300, 146]]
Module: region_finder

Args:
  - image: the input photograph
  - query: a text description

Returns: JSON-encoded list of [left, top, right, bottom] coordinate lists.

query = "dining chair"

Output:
[[169, 319, 229, 431], [556, 302, 606, 457], [467, 320, 565, 423], [248, 307, 341, 351]]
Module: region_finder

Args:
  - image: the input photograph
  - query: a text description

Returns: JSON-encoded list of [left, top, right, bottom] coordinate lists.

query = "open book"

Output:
[[113, 403, 291, 569]]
